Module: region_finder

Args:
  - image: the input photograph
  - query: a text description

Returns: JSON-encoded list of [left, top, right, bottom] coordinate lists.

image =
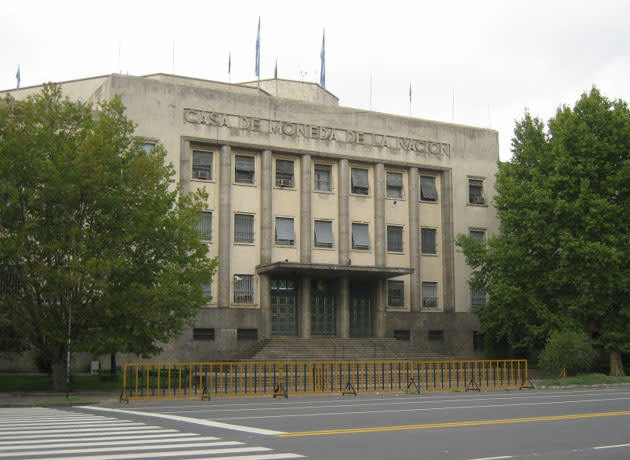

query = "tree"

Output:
[[0, 84, 217, 391], [537, 330, 597, 377], [457, 87, 630, 375]]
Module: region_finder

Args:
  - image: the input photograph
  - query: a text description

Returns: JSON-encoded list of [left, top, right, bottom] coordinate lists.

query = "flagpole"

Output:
[[320, 28, 326, 89], [255, 17, 261, 88], [409, 83, 412, 117]]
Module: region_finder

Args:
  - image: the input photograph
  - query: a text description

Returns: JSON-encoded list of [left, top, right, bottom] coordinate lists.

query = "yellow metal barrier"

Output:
[[120, 359, 528, 401]]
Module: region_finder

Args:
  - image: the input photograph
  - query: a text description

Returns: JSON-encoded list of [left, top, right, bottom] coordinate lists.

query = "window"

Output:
[[276, 159, 294, 187], [428, 330, 444, 341], [387, 226, 403, 252], [314, 220, 334, 248], [192, 150, 213, 180], [193, 328, 215, 340], [201, 283, 212, 299], [196, 211, 212, 241], [421, 228, 437, 254], [234, 274, 254, 303], [468, 178, 485, 204], [142, 142, 156, 153], [275, 217, 296, 246], [351, 223, 370, 250], [351, 168, 369, 195], [422, 281, 438, 307], [314, 164, 332, 191], [470, 229, 485, 243], [234, 214, 254, 243], [420, 176, 438, 201], [237, 328, 258, 340], [471, 288, 487, 308], [235, 155, 255, 184], [394, 329, 410, 341], [386, 172, 403, 198], [388, 280, 404, 307]]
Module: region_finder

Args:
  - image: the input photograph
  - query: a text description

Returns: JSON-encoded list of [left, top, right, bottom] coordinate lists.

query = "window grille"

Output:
[[234, 214, 254, 243], [386, 172, 403, 198], [314, 220, 334, 248], [237, 328, 258, 340], [193, 328, 215, 340], [421, 176, 438, 201], [388, 280, 404, 307], [469, 179, 485, 204], [422, 281, 438, 307], [192, 150, 212, 180], [387, 226, 403, 252], [351, 168, 369, 195], [275, 217, 296, 245], [352, 223, 370, 249], [235, 155, 255, 183], [201, 283, 212, 298], [421, 228, 437, 254], [275, 159, 294, 187], [197, 212, 212, 241], [428, 330, 444, 341], [234, 274, 254, 303], [314, 164, 332, 191], [394, 329, 410, 341], [471, 288, 487, 308]]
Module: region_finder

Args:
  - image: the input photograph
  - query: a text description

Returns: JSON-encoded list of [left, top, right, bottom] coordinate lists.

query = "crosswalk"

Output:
[[0, 407, 305, 459]]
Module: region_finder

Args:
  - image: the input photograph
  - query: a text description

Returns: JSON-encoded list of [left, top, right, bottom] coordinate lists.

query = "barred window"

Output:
[[352, 223, 370, 250], [351, 168, 369, 195], [428, 330, 444, 341], [421, 228, 437, 254], [386, 172, 403, 198], [276, 159, 294, 187], [388, 280, 404, 307], [192, 150, 212, 180], [235, 155, 255, 184], [234, 214, 254, 243], [314, 164, 332, 191], [238, 328, 258, 340], [201, 283, 212, 299], [471, 288, 487, 308], [387, 226, 403, 252], [234, 274, 254, 303], [196, 211, 212, 241], [314, 220, 334, 248], [193, 328, 214, 340], [422, 281, 438, 308], [275, 217, 296, 246], [469, 178, 485, 205], [420, 176, 438, 201]]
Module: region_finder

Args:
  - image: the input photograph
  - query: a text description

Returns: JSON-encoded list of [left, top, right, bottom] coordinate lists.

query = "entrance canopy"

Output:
[[256, 261, 413, 280]]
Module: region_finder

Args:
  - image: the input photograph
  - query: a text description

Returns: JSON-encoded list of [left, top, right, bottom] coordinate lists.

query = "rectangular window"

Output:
[[193, 328, 215, 340], [192, 150, 213, 180], [388, 280, 404, 307], [386, 172, 403, 198], [201, 282, 212, 299], [468, 178, 485, 204], [421, 228, 437, 254], [420, 176, 438, 201], [275, 159, 294, 187], [234, 214, 254, 243], [471, 288, 487, 308], [196, 211, 212, 241], [237, 328, 258, 340], [314, 220, 334, 248], [422, 281, 438, 307], [352, 223, 370, 250], [428, 330, 444, 341], [234, 274, 254, 303], [394, 329, 410, 341], [387, 226, 403, 252], [235, 155, 255, 184], [142, 142, 156, 153], [470, 229, 486, 243], [275, 217, 296, 246], [351, 168, 369, 195], [314, 164, 332, 191]]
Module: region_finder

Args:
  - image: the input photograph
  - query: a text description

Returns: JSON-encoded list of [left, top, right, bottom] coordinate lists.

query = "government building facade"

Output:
[[3, 74, 499, 368]]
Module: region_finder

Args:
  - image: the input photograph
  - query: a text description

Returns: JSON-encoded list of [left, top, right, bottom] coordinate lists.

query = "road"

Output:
[[1, 386, 629, 459]]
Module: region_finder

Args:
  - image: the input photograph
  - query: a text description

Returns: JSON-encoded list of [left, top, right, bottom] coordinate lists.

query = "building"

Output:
[[2, 74, 499, 368]]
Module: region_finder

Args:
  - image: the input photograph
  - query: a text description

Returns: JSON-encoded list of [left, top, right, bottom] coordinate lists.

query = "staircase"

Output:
[[235, 337, 454, 362]]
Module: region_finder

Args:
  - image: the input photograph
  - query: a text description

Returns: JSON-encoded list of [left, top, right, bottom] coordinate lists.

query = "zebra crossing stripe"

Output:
[[0, 433, 201, 445], [0, 428, 179, 439], [16, 446, 271, 460], [0, 435, 218, 450]]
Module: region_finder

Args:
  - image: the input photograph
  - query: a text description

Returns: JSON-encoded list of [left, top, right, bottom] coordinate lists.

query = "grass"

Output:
[[539, 372, 630, 387], [33, 396, 96, 404], [0, 373, 122, 393]]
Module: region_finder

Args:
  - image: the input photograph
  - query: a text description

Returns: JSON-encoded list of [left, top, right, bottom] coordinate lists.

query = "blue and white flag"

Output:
[[16, 65, 21, 89], [320, 29, 326, 88], [255, 17, 261, 78]]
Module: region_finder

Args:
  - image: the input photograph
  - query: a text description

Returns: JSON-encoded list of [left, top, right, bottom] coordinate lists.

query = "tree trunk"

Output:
[[110, 353, 117, 374], [609, 350, 625, 377], [51, 359, 69, 392]]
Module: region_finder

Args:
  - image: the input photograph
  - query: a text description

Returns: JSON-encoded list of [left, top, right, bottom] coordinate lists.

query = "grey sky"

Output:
[[3, 0, 630, 160]]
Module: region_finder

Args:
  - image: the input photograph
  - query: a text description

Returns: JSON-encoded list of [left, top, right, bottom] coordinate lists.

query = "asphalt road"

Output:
[[2, 386, 630, 459]]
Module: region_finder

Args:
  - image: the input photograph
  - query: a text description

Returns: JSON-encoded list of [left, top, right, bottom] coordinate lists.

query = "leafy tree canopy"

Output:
[[457, 87, 630, 375], [0, 84, 217, 390]]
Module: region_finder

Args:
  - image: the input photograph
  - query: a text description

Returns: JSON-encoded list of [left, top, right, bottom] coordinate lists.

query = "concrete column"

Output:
[[260, 150, 273, 264], [338, 159, 350, 264], [259, 274, 272, 339], [441, 169, 456, 313], [374, 163, 386, 267], [375, 279, 386, 338], [300, 276, 312, 338], [408, 167, 421, 311], [300, 154, 312, 263], [218, 145, 232, 308], [339, 278, 350, 338]]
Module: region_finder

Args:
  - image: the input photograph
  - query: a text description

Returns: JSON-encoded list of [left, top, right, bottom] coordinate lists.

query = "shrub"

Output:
[[538, 330, 597, 376]]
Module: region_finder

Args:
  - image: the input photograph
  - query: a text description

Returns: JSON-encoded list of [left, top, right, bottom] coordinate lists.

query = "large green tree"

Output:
[[458, 88, 630, 375], [0, 84, 217, 390]]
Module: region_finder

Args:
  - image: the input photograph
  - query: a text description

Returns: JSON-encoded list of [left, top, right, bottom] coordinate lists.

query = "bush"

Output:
[[538, 330, 597, 376]]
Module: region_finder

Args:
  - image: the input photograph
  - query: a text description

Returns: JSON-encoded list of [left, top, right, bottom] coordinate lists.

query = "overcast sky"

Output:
[[3, 0, 630, 161]]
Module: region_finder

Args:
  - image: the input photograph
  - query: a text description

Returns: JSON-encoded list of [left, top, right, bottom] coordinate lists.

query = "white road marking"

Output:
[[593, 443, 630, 449], [196, 455, 304, 460], [79, 406, 286, 435], [0, 435, 218, 450], [466, 457, 513, 460], [0, 426, 174, 436], [0, 433, 200, 445], [17, 446, 270, 460], [0, 428, 179, 439]]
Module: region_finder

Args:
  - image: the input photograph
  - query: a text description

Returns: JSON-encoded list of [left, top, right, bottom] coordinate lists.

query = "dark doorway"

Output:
[[350, 283, 374, 337], [311, 280, 336, 336], [271, 279, 297, 336]]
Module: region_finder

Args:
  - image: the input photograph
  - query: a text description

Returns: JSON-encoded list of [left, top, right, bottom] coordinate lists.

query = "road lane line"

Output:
[[277, 410, 630, 437], [79, 406, 286, 436], [593, 443, 630, 449]]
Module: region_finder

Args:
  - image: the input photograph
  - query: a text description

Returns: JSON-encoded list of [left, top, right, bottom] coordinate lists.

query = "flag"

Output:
[[16, 65, 21, 89], [274, 59, 277, 79], [255, 17, 261, 79], [320, 29, 326, 88], [228, 52, 231, 75]]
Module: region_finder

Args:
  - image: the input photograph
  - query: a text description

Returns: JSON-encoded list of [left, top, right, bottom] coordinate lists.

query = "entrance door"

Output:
[[271, 279, 297, 336], [311, 280, 336, 336], [350, 283, 374, 337]]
